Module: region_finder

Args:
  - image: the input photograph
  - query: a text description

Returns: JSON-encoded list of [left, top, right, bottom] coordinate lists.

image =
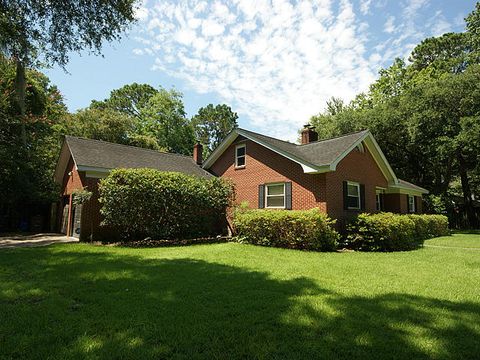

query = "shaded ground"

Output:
[[0, 234, 479, 359], [0, 233, 78, 248]]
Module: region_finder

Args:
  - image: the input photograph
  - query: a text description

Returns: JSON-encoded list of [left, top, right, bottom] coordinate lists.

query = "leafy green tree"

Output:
[[0, 0, 138, 145], [142, 88, 195, 155], [192, 104, 238, 157]]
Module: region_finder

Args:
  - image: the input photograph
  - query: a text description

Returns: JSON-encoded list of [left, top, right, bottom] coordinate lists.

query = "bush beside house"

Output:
[[346, 212, 449, 251], [233, 209, 339, 251], [99, 169, 234, 241]]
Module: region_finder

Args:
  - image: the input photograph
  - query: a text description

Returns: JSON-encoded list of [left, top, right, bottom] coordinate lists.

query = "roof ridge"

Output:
[[64, 135, 194, 160], [298, 129, 369, 146], [237, 128, 298, 146]]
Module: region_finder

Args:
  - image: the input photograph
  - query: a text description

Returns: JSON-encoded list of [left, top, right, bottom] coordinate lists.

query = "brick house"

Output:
[[54, 136, 210, 241], [202, 126, 428, 227]]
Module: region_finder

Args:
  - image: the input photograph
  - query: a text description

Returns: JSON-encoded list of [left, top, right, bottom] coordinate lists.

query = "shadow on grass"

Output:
[[452, 229, 480, 235], [0, 247, 479, 359]]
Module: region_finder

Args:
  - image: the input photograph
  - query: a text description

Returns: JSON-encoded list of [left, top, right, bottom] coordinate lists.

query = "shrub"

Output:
[[99, 169, 234, 241], [233, 209, 339, 251], [346, 213, 449, 251]]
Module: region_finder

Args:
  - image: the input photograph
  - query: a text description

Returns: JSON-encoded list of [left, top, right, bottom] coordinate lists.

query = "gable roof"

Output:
[[54, 136, 212, 183], [203, 127, 428, 194]]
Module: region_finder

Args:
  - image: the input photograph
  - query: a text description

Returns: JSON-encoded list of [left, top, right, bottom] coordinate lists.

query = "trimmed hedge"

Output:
[[99, 169, 234, 241], [346, 213, 449, 251], [233, 209, 339, 251]]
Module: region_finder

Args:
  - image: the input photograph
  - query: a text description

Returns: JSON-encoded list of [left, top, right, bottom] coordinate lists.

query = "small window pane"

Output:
[[267, 196, 284, 207], [236, 146, 245, 156], [236, 156, 245, 167], [347, 184, 359, 196], [267, 184, 284, 196], [347, 196, 359, 209]]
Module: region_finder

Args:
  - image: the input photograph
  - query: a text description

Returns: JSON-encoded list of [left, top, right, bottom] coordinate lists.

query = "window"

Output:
[[376, 189, 384, 211], [266, 183, 285, 208], [347, 182, 361, 209], [408, 195, 416, 213], [355, 143, 365, 153], [235, 144, 246, 168]]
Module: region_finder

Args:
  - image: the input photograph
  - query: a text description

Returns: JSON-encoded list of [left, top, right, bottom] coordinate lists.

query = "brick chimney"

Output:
[[301, 124, 318, 144], [193, 143, 203, 165]]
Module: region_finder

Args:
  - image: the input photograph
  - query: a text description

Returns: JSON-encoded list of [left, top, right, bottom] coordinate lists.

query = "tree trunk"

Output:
[[457, 150, 477, 228], [14, 58, 27, 146]]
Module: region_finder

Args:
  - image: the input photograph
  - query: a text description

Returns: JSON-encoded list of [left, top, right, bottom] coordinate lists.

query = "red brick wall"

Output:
[[385, 193, 423, 214], [210, 138, 393, 224], [325, 146, 388, 221], [210, 137, 327, 212], [62, 158, 85, 195]]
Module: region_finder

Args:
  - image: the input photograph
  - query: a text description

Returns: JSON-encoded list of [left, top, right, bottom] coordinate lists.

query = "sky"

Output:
[[45, 0, 473, 142]]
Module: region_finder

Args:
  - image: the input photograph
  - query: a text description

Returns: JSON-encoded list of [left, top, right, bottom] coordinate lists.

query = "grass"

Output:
[[0, 234, 479, 359]]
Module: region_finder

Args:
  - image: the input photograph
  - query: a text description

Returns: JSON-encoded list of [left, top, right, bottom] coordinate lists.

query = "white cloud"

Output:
[[132, 0, 457, 141], [384, 16, 395, 34]]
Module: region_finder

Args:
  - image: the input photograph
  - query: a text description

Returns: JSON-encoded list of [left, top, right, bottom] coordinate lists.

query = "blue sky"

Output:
[[45, 0, 473, 141]]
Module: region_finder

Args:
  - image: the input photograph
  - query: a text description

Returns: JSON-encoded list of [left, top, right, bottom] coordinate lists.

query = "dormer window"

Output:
[[235, 144, 246, 168]]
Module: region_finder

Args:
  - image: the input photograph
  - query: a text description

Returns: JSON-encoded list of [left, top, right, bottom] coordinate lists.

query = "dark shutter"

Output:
[[343, 181, 348, 210], [414, 196, 418, 213], [406, 194, 410, 213], [360, 184, 366, 210], [258, 184, 265, 209], [285, 182, 292, 210], [380, 193, 385, 211]]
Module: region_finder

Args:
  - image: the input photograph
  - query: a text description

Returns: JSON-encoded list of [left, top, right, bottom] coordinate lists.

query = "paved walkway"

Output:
[[0, 233, 78, 249]]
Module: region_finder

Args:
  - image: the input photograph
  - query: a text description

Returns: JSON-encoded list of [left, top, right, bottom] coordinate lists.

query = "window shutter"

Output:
[[258, 184, 265, 209], [285, 182, 292, 210], [406, 194, 410, 213], [380, 193, 385, 211], [343, 181, 348, 210], [360, 184, 366, 210], [414, 196, 418, 213]]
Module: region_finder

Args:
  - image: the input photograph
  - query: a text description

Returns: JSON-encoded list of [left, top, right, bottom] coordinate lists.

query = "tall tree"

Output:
[[0, 0, 138, 145], [142, 88, 195, 155], [191, 104, 238, 157]]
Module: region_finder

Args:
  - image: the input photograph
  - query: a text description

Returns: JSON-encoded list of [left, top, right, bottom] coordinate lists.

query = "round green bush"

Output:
[[98, 169, 234, 241], [233, 209, 339, 252]]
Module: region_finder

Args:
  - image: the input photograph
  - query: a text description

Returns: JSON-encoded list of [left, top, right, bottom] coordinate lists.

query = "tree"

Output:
[[90, 83, 158, 126], [142, 88, 195, 155], [0, 0, 138, 145], [191, 104, 238, 157]]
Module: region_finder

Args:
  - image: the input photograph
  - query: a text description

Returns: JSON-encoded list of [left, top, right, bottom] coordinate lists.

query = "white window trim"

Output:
[[265, 183, 286, 209], [235, 143, 246, 168], [375, 188, 385, 211], [356, 142, 365, 153], [408, 195, 416, 213], [347, 181, 361, 210]]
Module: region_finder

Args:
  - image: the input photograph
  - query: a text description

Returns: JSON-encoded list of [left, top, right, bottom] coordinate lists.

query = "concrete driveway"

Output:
[[0, 233, 78, 249]]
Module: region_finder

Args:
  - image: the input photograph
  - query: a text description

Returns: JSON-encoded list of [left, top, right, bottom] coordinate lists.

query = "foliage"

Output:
[[309, 6, 480, 227], [99, 169, 234, 241], [233, 209, 339, 251], [0, 55, 66, 207], [71, 189, 92, 206], [346, 213, 449, 252], [191, 103, 238, 157], [0, 0, 137, 68]]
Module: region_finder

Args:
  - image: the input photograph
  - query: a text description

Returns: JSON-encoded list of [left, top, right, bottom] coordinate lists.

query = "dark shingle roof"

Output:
[[65, 136, 212, 178], [237, 128, 369, 167]]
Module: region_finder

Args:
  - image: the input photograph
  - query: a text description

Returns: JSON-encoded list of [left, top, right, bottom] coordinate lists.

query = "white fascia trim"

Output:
[[330, 131, 399, 184], [387, 183, 429, 195], [77, 165, 111, 178], [203, 129, 323, 174], [202, 131, 239, 169]]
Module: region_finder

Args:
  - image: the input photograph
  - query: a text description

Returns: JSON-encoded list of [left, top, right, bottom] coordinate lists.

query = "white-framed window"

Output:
[[408, 195, 416, 213], [266, 183, 285, 208], [376, 188, 384, 211], [235, 144, 246, 168], [355, 142, 365, 153], [347, 181, 361, 210]]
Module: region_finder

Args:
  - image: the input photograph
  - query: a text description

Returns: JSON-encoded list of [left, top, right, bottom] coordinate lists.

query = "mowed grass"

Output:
[[1, 234, 479, 359]]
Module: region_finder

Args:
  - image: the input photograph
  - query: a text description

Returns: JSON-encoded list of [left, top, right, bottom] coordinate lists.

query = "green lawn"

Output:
[[1, 234, 479, 359]]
